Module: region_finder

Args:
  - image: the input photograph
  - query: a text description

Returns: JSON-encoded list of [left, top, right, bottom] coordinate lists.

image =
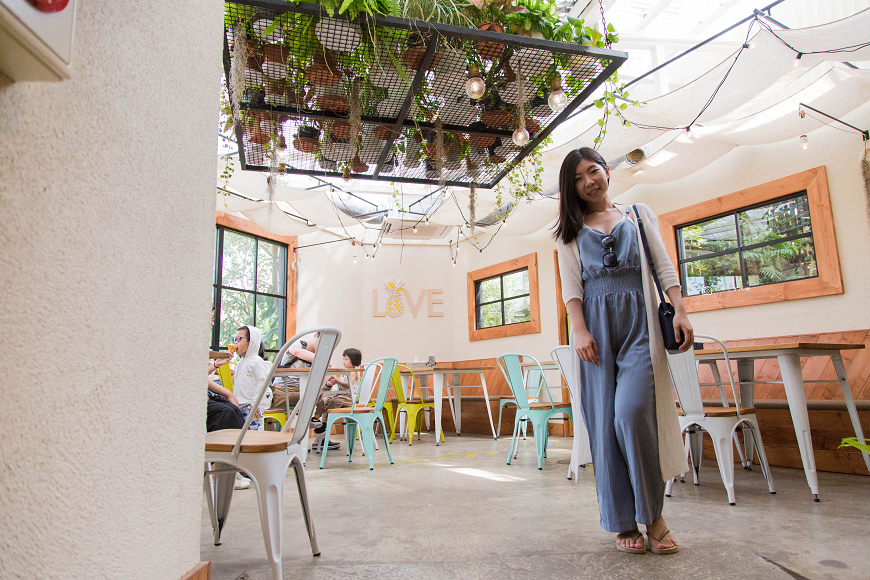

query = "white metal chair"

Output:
[[665, 334, 775, 505], [551, 346, 593, 481], [203, 327, 341, 580]]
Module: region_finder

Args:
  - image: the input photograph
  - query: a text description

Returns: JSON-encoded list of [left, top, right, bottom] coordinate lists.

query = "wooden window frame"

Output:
[[658, 167, 842, 313], [216, 212, 297, 343], [467, 253, 541, 341]]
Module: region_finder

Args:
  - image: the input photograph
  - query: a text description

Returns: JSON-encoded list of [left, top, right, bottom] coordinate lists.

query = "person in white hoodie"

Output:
[[231, 325, 272, 430]]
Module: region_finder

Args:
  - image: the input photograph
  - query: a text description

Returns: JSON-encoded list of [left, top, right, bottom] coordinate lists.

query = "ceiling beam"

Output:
[[692, 0, 743, 35], [570, 0, 618, 25], [633, 0, 675, 32]]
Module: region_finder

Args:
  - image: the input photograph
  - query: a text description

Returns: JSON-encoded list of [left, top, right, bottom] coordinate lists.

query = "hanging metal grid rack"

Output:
[[224, 0, 627, 188]]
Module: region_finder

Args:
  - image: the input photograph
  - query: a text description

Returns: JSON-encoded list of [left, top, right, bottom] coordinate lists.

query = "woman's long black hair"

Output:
[[553, 147, 609, 244]]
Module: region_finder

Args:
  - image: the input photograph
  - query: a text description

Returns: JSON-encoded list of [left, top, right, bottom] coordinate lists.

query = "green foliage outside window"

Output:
[[476, 268, 531, 329], [214, 228, 287, 356], [678, 194, 817, 297]]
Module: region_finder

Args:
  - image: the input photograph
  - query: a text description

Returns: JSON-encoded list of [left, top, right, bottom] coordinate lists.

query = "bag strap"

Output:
[[632, 205, 667, 305]]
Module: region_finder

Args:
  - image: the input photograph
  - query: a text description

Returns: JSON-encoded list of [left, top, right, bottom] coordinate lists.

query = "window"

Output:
[[677, 193, 818, 297], [467, 253, 540, 341], [476, 268, 531, 329], [212, 226, 287, 357], [658, 166, 842, 312]]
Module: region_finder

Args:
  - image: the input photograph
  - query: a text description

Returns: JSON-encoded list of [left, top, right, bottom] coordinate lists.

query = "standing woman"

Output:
[[555, 148, 692, 554]]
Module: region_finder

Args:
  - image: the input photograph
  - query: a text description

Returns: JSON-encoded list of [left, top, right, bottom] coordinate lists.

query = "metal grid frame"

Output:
[[224, 0, 627, 188]]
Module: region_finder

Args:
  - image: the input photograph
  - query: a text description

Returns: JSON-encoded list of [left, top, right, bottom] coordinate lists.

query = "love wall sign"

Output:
[[372, 280, 443, 318]]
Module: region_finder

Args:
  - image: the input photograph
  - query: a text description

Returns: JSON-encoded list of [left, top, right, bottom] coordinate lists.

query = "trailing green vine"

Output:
[[494, 134, 552, 209]]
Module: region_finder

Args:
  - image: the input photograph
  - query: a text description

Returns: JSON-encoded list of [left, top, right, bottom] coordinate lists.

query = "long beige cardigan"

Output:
[[556, 202, 689, 481]]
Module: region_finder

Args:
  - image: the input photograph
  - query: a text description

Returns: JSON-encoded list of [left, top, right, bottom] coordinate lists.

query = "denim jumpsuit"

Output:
[[576, 214, 665, 532]]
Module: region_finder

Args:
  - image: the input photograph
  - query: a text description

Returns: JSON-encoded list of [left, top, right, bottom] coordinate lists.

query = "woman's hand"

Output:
[[672, 311, 694, 352], [574, 329, 600, 366]]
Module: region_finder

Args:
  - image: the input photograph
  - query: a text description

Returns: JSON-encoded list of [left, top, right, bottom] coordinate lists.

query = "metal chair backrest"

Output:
[[391, 365, 425, 405], [496, 353, 556, 411], [666, 334, 739, 421], [232, 327, 341, 457], [353, 361, 382, 407], [550, 346, 575, 403], [352, 358, 398, 413]]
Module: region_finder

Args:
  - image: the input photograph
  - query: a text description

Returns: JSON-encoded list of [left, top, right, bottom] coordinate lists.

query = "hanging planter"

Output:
[[476, 22, 504, 61], [373, 124, 397, 141], [315, 18, 361, 52], [317, 94, 349, 114], [328, 120, 352, 140], [262, 44, 290, 79], [351, 154, 369, 174], [481, 106, 510, 128], [403, 32, 441, 71], [293, 128, 321, 154], [468, 121, 496, 148], [306, 49, 340, 87], [525, 117, 541, 134]]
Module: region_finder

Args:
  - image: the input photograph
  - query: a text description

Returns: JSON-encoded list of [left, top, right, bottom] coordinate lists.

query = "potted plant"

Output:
[[504, 0, 558, 39], [306, 48, 341, 87], [262, 43, 290, 79], [403, 31, 441, 71], [480, 94, 511, 128], [463, 0, 515, 60]]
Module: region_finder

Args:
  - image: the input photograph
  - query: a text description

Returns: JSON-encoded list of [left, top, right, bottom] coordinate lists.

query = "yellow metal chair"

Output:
[[389, 365, 445, 445], [215, 360, 288, 431]]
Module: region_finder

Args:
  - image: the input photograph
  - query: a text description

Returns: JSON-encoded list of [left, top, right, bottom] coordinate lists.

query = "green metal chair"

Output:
[[497, 353, 573, 470], [320, 357, 398, 470]]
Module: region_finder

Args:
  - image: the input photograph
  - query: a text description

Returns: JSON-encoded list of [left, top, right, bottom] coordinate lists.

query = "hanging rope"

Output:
[[469, 182, 477, 235], [229, 22, 247, 126]]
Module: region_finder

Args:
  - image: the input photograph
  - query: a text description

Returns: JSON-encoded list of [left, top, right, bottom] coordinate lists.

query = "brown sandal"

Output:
[[616, 530, 646, 554], [646, 527, 679, 555]]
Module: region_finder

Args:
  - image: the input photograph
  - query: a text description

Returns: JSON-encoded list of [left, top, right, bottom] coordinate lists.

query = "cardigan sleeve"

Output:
[[637, 203, 681, 292], [556, 238, 584, 303]]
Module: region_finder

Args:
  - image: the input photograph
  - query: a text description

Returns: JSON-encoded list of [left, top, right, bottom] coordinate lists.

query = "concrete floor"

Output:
[[202, 433, 870, 580]]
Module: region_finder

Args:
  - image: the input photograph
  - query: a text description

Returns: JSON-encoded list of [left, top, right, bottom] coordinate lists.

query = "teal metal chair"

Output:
[[497, 353, 573, 470], [320, 357, 398, 470], [496, 365, 545, 439]]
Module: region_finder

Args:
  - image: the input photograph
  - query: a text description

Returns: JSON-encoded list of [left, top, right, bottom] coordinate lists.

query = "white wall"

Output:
[[0, 1, 222, 578], [616, 100, 870, 340]]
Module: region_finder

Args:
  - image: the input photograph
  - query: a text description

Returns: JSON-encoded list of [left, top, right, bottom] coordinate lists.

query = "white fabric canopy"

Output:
[[241, 204, 316, 236], [499, 197, 559, 237]]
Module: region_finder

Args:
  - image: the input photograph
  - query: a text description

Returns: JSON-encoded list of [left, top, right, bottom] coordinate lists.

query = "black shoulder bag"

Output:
[[632, 205, 683, 352]]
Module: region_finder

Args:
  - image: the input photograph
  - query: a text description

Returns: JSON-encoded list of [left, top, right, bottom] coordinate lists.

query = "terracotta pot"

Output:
[[298, 126, 321, 140], [330, 121, 351, 140], [317, 94, 348, 113], [373, 125, 396, 141], [285, 88, 307, 106], [305, 65, 340, 87], [263, 44, 289, 79], [293, 137, 320, 154], [403, 44, 441, 71], [525, 117, 541, 134], [488, 153, 507, 164], [481, 108, 510, 128], [249, 127, 269, 145], [476, 23, 504, 61], [351, 156, 368, 174], [312, 49, 339, 71]]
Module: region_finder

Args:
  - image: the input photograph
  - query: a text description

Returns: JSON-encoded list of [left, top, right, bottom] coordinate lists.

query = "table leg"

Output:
[[778, 354, 820, 499], [480, 372, 497, 440], [400, 375, 409, 440], [451, 373, 462, 435], [831, 354, 870, 474], [433, 372, 443, 446], [737, 359, 756, 465]]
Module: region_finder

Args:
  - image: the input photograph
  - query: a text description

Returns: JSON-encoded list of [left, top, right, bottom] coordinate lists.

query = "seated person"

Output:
[[232, 325, 272, 431], [206, 358, 244, 432], [314, 348, 362, 421], [269, 331, 320, 412]]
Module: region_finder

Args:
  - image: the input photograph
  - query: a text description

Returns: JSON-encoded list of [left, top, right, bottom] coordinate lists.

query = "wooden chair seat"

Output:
[[205, 429, 293, 453], [677, 406, 756, 417], [528, 402, 572, 410], [327, 405, 374, 414]]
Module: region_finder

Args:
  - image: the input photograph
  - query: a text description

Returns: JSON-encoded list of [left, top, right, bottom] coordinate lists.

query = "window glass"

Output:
[[504, 296, 531, 325], [677, 193, 817, 297], [222, 230, 256, 290], [478, 278, 501, 303], [680, 215, 737, 259], [213, 227, 288, 355], [503, 270, 529, 299], [478, 302, 502, 329], [257, 240, 286, 295]]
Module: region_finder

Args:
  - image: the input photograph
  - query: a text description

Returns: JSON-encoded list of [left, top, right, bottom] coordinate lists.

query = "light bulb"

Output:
[[548, 74, 568, 112], [800, 134, 809, 150], [342, 165, 353, 188], [413, 226, 418, 233], [353, 255, 357, 264], [465, 64, 486, 100], [513, 126, 530, 146], [793, 52, 803, 66]]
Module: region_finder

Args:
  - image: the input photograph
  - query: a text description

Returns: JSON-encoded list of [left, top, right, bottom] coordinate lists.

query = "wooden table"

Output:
[[399, 366, 497, 444], [694, 342, 867, 500]]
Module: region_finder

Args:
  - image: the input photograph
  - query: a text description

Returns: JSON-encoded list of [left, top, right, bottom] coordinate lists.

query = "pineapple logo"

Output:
[[384, 279, 405, 318]]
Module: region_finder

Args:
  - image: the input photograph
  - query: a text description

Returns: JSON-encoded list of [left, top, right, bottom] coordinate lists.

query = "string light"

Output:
[[800, 134, 809, 150], [548, 74, 568, 113], [464, 63, 486, 100], [793, 52, 803, 66]]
